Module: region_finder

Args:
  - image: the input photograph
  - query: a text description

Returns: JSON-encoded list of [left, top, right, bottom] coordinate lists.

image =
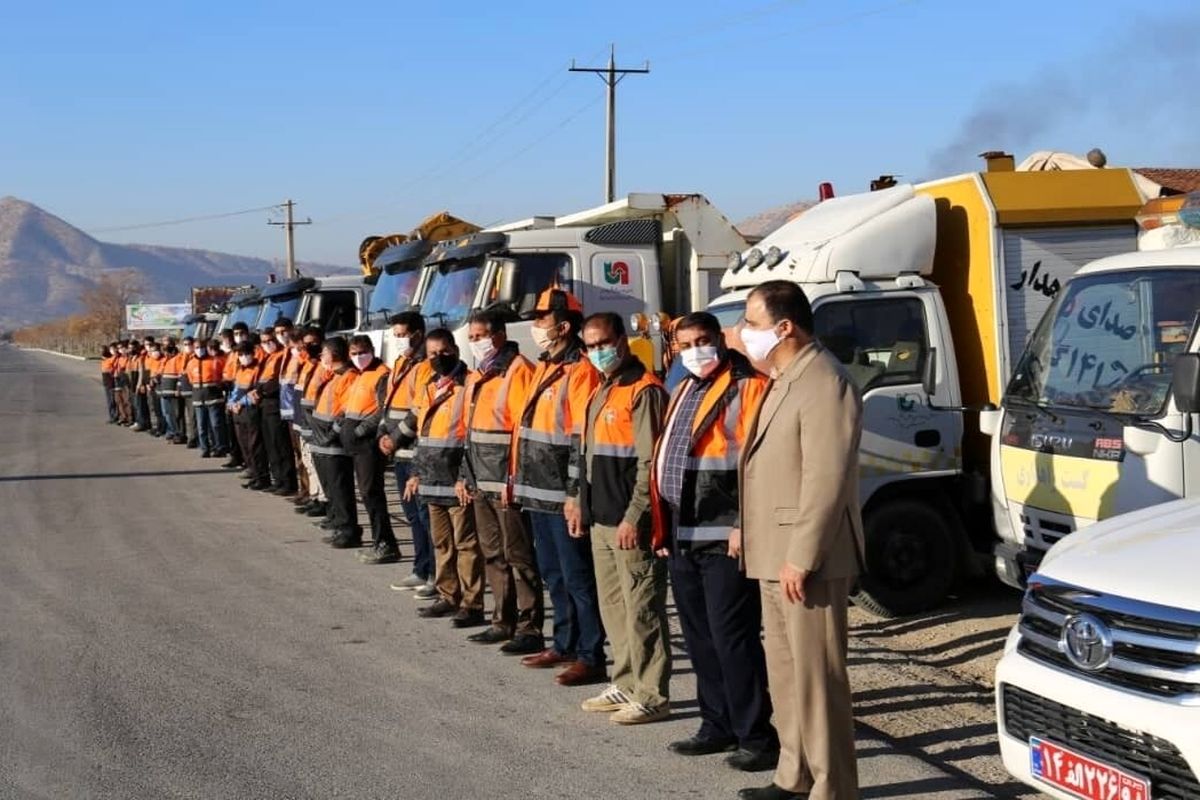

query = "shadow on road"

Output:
[[0, 468, 230, 482]]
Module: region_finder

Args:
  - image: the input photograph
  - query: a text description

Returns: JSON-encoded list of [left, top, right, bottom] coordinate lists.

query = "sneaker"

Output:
[[390, 573, 427, 591], [358, 546, 400, 565], [329, 532, 363, 549], [581, 684, 631, 713], [413, 583, 438, 600], [611, 702, 669, 725], [417, 598, 456, 619]]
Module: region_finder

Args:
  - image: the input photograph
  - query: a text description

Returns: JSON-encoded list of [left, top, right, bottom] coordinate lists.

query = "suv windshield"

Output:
[[1006, 268, 1200, 416], [368, 264, 423, 320], [260, 295, 300, 328], [421, 259, 482, 330]]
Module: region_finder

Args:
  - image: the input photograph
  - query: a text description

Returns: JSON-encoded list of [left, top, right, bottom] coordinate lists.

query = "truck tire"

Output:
[[851, 499, 957, 619]]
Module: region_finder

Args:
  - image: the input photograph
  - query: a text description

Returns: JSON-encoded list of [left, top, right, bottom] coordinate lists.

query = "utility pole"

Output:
[[267, 199, 311, 279], [570, 45, 649, 203]]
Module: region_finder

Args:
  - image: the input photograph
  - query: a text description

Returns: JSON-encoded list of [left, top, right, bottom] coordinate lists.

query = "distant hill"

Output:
[[0, 196, 351, 330], [737, 200, 815, 241]]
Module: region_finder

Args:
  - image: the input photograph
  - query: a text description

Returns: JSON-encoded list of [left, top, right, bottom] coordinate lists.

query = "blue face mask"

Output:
[[588, 345, 620, 374]]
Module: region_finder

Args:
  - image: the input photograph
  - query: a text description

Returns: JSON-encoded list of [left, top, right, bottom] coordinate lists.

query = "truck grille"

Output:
[[1016, 575, 1200, 702], [1020, 511, 1074, 550], [1002, 685, 1200, 800]]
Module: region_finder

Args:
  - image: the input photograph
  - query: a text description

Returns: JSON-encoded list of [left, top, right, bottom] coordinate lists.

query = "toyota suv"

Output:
[[995, 497, 1200, 800]]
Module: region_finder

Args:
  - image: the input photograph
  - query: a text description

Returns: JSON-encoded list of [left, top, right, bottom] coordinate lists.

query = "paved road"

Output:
[[0, 346, 1012, 799]]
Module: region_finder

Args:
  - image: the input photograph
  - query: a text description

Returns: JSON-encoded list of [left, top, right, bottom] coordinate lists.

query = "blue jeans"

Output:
[[529, 510, 605, 666], [195, 403, 226, 453], [159, 395, 178, 438], [393, 460, 433, 580]]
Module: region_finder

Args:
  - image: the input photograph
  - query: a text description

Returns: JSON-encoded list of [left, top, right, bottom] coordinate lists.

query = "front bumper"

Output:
[[995, 647, 1200, 800]]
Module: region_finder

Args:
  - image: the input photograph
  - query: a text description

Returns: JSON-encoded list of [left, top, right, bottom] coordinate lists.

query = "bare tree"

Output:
[[80, 269, 144, 339]]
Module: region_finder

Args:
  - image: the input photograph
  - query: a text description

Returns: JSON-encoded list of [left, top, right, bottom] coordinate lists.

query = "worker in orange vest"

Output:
[[186, 337, 228, 458], [573, 312, 671, 726], [510, 287, 606, 685], [112, 342, 134, 425], [293, 327, 329, 520], [279, 325, 313, 506], [404, 329, 485, 626], [458, 309, 542, 653], [253, 329, 298, 495], [342, 335, 398, 563], [156, 337, 183, 443], [650, 311, 777, 768], [308, 337, 360, 547], [378, 312, 437, 593], [229, 341, 271, 489], [100, 344, 118, 423], [219, 329, 244, 469], [177, 337, 200, 449]]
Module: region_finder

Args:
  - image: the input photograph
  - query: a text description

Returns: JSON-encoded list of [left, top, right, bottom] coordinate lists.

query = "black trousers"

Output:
[[668, 546, 777, 752], [234, 407, 269, 484], [261, 407, 297, 490], [147, 388, 164, 433], [349, 443, 396, 549], [315, 452, 357, 536]]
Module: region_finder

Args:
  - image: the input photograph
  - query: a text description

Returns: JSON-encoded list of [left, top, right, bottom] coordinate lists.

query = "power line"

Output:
[[569, 46, 650, 202], [89, 204, 280, 234]]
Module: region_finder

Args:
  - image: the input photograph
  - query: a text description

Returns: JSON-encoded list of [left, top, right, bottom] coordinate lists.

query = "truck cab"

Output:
[[363, 238, 436, 364], [217, 287, 265, 336], [259, 275, 372, 338], [416, 193, 747, 368], [180, 313, 220, 343], [987, 203, 1200, 585]]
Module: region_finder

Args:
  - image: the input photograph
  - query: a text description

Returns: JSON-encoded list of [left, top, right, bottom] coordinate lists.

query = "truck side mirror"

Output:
[[493, 258, 521, 308], [922, 347, 937, 398], [1173, 352, 1200, 413]]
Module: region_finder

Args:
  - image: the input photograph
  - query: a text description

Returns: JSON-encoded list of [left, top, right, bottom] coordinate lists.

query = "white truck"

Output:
[[258, 275, 372, 338], [709, 154, 1153, 617], [994, 493, 1200, 800], [404, 193, 748, 368], [985, 193, 1200, 588]]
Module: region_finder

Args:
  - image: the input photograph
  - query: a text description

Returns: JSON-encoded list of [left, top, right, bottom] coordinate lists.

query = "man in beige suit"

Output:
[[735, 280, 864, 800]]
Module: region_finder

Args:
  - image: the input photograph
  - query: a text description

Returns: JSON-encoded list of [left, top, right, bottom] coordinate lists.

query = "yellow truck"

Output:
[[711, 152, 1150, 615]]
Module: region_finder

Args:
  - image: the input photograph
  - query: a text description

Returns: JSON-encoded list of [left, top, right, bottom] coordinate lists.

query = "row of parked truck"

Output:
[[190, 150, 1200, 626]]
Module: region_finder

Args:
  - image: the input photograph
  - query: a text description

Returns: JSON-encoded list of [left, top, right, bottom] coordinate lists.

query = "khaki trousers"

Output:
[[429, 503, 484, 611], [760, 578, 859, 800], [289, 425, 310, 498], [591, 523, 670, 707], [299, 439, 325, 502], [473, 494, 543, 636]]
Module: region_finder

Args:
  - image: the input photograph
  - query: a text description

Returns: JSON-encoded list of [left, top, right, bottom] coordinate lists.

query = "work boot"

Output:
[[358, 544, 400, 565], [305, 502, 329, 518], [329, 530, 363, 549]]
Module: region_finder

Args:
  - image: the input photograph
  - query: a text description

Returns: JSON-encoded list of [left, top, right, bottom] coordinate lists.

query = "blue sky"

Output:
[[3, 0, 1197, 265]]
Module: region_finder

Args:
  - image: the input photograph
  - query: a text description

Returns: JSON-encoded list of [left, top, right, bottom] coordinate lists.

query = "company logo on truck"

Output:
[[603, 260, 630, 285]]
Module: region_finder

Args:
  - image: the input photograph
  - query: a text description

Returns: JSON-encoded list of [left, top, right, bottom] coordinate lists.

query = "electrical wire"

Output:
[[88, 204, 280, 234]]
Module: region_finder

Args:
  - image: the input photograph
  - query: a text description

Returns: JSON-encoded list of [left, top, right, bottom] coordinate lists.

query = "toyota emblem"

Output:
[[1061, 613, 1113, 672]]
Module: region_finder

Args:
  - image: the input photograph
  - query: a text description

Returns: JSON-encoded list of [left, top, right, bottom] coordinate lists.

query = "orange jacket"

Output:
[[411, 364, 469, 504], [462, 343, 534, 498], [380, 355, 436, 459], [187, 355, 226, 405], [649, 352, 768, 550], [309, 367, 356, 454], [510, 341, 599, 512]]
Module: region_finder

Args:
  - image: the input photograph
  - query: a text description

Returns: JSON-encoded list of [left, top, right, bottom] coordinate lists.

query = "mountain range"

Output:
[[0, 196, 350, 331]]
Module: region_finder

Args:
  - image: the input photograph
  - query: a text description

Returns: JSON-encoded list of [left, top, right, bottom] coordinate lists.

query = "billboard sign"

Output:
[[125, 303, 192, 330]]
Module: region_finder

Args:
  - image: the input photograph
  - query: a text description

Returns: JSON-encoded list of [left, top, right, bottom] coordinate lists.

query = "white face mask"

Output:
[[238, 354, 253, 366], [530, 324, 555, 352], [194, 347, 207, 357], [395, 336, 413, 357], [740, 324, 781, 363], [469, 337, 496, 364], [680, 345, 720, 379], [351, 353, 373, 370], [276, 333, 288, 346], [290, 346, 301, 357], [220, 343, 232, 354], [263, 341, 278, 354]]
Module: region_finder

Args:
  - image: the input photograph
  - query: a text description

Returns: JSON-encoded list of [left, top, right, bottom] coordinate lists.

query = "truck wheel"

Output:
[[851, 499, 957, 619]]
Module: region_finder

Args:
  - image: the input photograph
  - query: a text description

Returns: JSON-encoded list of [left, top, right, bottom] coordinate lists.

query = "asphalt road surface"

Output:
[[0, 346, 1022, 799]]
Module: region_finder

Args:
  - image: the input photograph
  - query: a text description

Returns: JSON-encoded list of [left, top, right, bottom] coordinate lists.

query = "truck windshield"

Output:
[[421, 260, 482, 330], [181, 321, 199, 339], [228, 303, 263, 331], [260, 295, 300, 328], [1006, 268, 1200, 417], [709, 302, 746, 328], [368, 265, 422, 320]]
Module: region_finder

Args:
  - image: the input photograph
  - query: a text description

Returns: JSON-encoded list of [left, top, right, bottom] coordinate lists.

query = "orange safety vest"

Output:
[[648, 353, 768, 550], [511, 341, 599, 512], [257, 349, 286, 385], [343, 360, 390, 422], [187, 355, 226, 405], [222, 350, 239, 382], [580, 357, 665, 528], [384, 355, 436, 459], [295, 360, 328, 435], [177, 353, 195, 396], [100, 355, 115, 374], [309, 368, 356, 455], [463, 344, 534, 498], [412, 367, 469, 504], [233, 359, 262, 393]]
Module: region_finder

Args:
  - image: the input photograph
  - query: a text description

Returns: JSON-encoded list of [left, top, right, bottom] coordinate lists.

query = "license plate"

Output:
[[1030, 737, 1150, 800]]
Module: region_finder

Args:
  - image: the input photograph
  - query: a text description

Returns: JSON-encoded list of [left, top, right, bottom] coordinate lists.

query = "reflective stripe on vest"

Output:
[[343, 362, 389, 421]]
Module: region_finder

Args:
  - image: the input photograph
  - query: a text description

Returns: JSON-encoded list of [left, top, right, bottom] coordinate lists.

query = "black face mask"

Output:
[[431, 354, 458, 376], [305, 344, 321, 358]]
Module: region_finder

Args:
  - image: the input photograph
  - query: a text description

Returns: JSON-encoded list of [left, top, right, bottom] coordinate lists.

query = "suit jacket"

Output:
[[738, 341, 865, 583]]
